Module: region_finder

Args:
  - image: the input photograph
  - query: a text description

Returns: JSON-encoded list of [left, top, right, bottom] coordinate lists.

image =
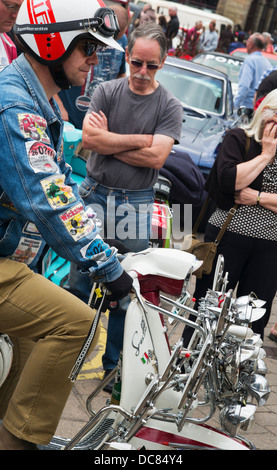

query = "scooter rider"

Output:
[[0, 0, 132, 450]]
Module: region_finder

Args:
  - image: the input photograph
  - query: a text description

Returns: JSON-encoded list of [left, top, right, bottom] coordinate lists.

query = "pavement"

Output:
[[55, 288, 277, 451]]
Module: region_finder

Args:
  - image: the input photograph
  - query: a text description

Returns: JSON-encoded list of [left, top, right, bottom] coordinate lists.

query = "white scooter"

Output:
[[0, 249, 270, 450]]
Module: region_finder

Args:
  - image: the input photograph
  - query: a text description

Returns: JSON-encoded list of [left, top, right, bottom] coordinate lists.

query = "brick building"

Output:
[[217, 0, 277, 35]]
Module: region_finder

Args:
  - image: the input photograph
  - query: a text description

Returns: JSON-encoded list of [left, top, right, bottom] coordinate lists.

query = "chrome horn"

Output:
[[232, 293, 266, 325], [244, 374, 271, 406], [219, 403, 257, 437]]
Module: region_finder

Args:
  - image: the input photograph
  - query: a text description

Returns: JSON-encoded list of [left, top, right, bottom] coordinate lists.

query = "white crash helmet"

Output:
[[14, 0, 122, 87]]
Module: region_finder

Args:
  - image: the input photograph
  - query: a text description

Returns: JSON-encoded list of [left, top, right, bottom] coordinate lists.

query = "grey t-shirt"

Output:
[[86, 77, 183, 190]]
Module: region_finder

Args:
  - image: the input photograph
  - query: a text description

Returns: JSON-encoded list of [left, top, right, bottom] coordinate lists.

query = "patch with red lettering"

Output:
[[10, 237, 42, 265], [26, 141, 59, 173], [59, 203, 94, 241], [18, 113, 50, 144]]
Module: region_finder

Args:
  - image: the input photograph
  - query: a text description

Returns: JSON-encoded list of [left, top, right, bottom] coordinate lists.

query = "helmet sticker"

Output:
[[27, 0, 65, 62]]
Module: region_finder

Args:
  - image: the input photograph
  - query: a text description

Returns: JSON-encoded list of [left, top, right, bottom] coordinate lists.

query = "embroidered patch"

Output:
[[80, 235, 112, 260], [25, 141, 59, 173], [40, 175, 76, 210], [0, 192, 18, 212], [22, 221, 40, 235], [10, 237, 42, 265], [59, 203, 94, 241], [56, 140, 64, 163], [18, 113, 50, 144]]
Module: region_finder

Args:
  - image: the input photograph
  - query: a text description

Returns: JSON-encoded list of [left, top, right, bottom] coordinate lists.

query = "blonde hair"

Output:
[[243, 89, 277, 142]]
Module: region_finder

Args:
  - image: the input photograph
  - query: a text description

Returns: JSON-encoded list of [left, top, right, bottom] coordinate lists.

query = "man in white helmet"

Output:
[[0, 0, 132, 450]]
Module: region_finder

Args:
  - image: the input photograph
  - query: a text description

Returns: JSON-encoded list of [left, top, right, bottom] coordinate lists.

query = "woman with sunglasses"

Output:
[[0, 0, 133, 450], [69, 22, 183, 392]]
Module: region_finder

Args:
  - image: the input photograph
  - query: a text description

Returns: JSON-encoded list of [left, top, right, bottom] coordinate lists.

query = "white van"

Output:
[[133, 0, 233, 33]]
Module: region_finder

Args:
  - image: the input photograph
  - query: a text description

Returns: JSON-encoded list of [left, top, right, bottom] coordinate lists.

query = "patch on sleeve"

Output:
[[10, 237, 42, 265], [40, 174, 77, 209], [25, 141, 59, 173], [18, 113, 51, 144], [80, 235, 112, 260], [22, 221, 40, 235], [0, 191, 18, 212], [59, 203, 95, 241]]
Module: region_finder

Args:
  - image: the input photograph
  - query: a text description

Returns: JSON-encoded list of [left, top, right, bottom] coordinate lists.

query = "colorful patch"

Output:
[[56, 140, 64, 163], [0, 191, 18, 212], [40, 175, 76, 210], [18, 113, 50, 144], [25, 141, 59, 173], [10, 237, 42, 265], [60, 203, 94, 241], [22, 221, 40, 235], [80, 235, 112, 260]]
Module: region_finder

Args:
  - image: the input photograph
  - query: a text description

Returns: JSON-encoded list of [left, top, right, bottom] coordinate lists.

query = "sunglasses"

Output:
[[80, 41, 104, 57], [130, 59, 160, 70]]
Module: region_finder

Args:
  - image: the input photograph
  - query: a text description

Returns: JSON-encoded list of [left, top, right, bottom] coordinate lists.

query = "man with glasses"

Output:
[[0, 0, 133, 450], [69, 22, 183, 392], [0, 0, 23, 72], [55, 3, 129, 130]]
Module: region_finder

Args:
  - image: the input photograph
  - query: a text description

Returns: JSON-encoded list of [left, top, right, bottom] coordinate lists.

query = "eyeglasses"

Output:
[[1, 0, 21, 12], [130, 59, 160, 70], [79, 41, 104, 57]]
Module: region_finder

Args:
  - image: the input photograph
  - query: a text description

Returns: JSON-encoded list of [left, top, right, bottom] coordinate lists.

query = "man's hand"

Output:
[[88, 110, 108, 130]]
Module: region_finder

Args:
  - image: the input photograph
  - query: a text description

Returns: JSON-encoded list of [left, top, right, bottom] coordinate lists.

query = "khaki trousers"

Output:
[[0, 259, 98, 445]]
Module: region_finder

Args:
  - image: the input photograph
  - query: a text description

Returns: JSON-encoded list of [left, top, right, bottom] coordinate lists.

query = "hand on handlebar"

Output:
[[104, 270, 133, 301], [90, 270, 133, 312]]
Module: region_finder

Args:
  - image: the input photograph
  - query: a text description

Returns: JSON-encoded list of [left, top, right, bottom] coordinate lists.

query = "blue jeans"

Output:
[[69, 176, 154, 370]]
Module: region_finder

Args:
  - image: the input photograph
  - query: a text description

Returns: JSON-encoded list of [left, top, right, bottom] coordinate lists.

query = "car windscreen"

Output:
[[156, 64, 224, 115], [193, 54, 242, 84]]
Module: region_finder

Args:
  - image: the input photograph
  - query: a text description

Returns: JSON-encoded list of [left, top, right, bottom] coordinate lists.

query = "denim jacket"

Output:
[[0, 54, 123, 282]]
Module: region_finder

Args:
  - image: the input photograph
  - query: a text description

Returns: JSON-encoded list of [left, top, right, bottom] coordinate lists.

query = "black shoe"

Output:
[[103, 370, 115, 393]]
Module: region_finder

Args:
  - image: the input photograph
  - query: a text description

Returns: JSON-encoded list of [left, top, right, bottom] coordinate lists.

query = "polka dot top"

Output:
[[209, 156, 277, 241]]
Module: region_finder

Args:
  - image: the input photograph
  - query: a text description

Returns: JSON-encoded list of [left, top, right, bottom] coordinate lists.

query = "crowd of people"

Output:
[[0, 0, 276, 451], [169, 15, 277, 59]]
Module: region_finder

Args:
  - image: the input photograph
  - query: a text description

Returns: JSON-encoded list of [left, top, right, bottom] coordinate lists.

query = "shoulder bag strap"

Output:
[[192, 196, 210, 235]]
